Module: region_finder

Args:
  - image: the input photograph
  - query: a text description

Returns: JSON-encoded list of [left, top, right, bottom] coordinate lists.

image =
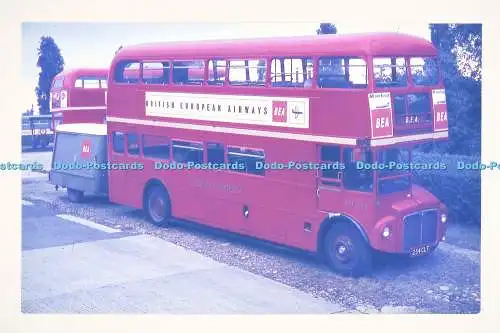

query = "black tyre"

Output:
[[323, 223, 373, 277], [67, 188, 84, 203], [145, 185, 171, 226]]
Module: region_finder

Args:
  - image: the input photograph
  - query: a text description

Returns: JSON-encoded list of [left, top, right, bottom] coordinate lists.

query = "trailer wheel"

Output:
[[145, 185, 171, 226], [67, 188, 84, 203], [323, 222, 373, 277]]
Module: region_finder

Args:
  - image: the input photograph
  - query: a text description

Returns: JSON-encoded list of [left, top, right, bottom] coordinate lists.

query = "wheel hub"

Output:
[[334, 236, 354, 263], [150, 194, 165, 221]]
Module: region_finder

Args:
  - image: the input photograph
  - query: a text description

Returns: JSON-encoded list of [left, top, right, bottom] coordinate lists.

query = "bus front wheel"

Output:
[[323, 223, 373, 277], [145, 185, 171, 226]]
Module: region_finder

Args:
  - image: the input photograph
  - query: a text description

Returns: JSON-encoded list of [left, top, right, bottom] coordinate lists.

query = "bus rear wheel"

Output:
[[323, 223, 373, 277], [145, 185, 171, 226]]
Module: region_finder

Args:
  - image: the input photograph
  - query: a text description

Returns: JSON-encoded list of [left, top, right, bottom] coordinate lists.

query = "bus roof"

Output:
[[114, 32, 437, 60], [54, 68, 109, 80], [56, 123, 107, 136]]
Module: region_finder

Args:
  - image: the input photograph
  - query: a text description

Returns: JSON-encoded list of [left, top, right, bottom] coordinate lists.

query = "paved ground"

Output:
[[21, 151, 481, 314], [21, 148, 52, 173], [21, 177, 346, 314]]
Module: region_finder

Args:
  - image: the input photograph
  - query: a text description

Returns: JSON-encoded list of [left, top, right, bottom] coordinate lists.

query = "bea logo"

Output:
[[81, 140, 91, 159], [436, 111, 447, 122], [272, 101, 287, 123], [376, 117, 390, 128]]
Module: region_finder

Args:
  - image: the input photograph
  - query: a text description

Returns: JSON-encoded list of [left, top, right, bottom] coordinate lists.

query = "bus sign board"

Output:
[[145, 92, 310, 128], [368, 92, 394, 139], [432, 89, 448, 132]]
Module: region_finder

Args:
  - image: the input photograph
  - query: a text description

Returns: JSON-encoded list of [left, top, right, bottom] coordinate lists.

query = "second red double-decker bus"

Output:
[[50, 68, 108, 127], [101, 32, 449, 276]]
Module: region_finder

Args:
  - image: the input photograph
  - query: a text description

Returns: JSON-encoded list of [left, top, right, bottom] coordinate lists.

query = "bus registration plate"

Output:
[[409, 245, 431, 257]]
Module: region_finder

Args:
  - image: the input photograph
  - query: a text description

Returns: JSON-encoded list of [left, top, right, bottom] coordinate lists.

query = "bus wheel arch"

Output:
[[317, 214, 373, 277], [143, 179, 171, 226]]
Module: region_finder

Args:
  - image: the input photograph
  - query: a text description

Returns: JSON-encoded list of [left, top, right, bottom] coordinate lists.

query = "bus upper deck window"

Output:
[[318, 57, 367, 89], [410, 57, 439, 86], [373, 57, 407, 87], [173, 60, 204, 85], [142, 62, 170, 85], [115, 61, 140, 83]]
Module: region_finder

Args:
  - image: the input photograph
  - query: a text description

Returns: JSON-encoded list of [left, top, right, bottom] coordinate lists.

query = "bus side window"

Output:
[[115, 61, 140, 83], [142, 135, 170, 159], [343, 148, 373, 192], [227, 147, 265, 176], [172, 140, 204, 163], [208, 60, 226, 86], [318, 57, 367, 89], [228, 59, 266, 87], [207, 142, 225, 164], [112, 132, 125, 153], [173, 60, 204, 85], [142, 62, 170, 85], [127, 133, 140, 156], [271, 57, 312, 88], [319, 145, 341, 185]]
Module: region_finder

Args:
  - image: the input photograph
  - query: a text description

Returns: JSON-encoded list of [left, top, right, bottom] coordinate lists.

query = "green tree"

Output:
[[316, 23, 337, 35], [427, 24, 481, 156], [35, 36, 64, 115]]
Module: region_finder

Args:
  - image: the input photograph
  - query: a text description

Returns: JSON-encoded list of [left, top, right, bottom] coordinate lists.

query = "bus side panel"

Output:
[[63, 110, 106, 124], [69, 88, 106, 108]]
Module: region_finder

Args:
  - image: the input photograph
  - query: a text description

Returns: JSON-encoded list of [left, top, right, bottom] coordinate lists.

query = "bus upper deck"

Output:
[[108, 32, 448, 148], [50, 68, 108, 125]]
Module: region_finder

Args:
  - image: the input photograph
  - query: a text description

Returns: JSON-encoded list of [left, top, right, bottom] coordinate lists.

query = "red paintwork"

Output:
[[106, 33, 448, 255], [124, 67, 223, 80], [50, 68, 108, 125]]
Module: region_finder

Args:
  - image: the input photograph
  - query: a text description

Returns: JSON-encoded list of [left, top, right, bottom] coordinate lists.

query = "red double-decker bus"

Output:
[[50, 68, 108, 127], [105, 32, 449, 275]]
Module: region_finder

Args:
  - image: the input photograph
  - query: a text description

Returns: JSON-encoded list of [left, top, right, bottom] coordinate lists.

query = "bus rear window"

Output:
[[373, 57, 407, 87], [75, 76, 105, 88], [410, 57, 439, 86], [318, 57, 367, 89]]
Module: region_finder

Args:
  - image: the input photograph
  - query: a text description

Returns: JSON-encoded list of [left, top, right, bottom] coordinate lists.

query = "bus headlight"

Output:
[[441, 214, 447, 223], [382, 226, 391, 238]]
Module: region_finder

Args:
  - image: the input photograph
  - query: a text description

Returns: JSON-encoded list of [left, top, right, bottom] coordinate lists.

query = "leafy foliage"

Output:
[[35, 36, 64, 115], [412, 152, 480, 225], [420, 24, 481, 156], [316, 23, 337, 35]]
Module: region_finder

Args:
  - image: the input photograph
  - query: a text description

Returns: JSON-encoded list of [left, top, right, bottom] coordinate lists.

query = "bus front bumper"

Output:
[[370, 209, 447, 255]]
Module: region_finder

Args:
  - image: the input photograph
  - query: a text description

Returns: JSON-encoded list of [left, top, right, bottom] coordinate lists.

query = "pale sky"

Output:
[[22, 22, 431, 114]]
